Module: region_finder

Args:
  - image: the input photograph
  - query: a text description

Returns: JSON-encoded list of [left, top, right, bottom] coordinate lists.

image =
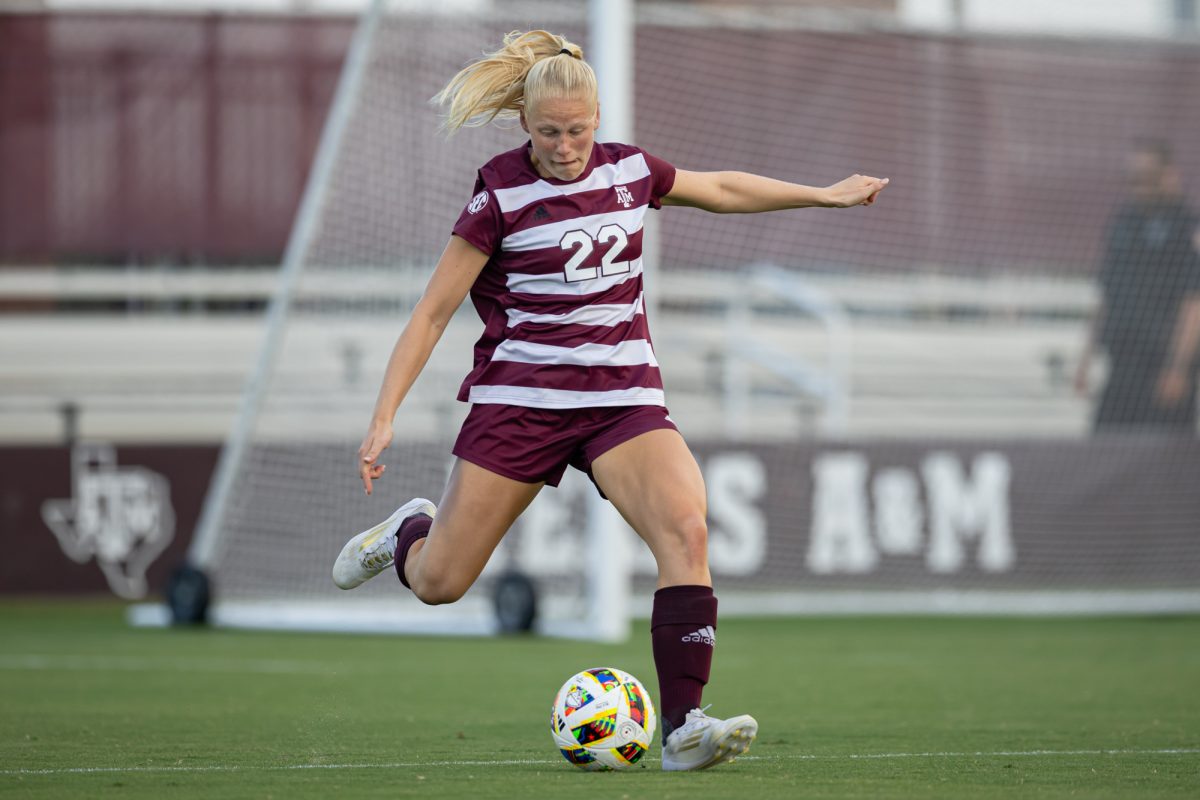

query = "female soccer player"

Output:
[[333, 30, 887, 771]]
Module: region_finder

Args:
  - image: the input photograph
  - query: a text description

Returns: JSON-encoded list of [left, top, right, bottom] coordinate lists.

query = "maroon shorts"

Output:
[[452, 403, 678, 489]]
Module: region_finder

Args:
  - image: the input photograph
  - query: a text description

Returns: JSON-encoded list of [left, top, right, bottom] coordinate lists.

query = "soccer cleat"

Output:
[[660, 706, 758, 771], [332, 497, 436, 589]]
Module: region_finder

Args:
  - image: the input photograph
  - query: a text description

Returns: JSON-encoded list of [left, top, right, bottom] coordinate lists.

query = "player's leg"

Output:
[[589, 427, 757, 771], [333, 458, 542, 604], [590, 427, 714, 734], [590, 427, 710, 588], [335, 403, 570, 600], [402, 458, 543, 604]]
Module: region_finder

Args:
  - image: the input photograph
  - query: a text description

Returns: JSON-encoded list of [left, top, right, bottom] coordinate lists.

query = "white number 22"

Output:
[[559, 224, 631, 283]]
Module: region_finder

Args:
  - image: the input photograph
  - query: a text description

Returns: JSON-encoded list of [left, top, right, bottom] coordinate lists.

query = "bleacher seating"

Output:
[[0, 266, 1098, 443]]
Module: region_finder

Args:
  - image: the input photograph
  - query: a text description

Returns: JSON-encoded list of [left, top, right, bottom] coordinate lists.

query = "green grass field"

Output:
[[1, 601, 1197, 799]]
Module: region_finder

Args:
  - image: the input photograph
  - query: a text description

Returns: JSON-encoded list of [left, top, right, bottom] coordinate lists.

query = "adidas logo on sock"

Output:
[[681, 625, 716, 646]]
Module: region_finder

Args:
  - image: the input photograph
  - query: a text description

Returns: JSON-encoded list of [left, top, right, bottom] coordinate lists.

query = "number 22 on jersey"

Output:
[[559, 224, 631, 283]]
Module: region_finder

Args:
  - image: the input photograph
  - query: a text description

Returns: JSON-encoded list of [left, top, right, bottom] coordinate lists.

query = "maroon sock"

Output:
[[393, 514, 432, 590], [651, 584, 717, 740]]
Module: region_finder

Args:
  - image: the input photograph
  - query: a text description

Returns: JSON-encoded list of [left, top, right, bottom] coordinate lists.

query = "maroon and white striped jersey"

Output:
[[451, 141, 676, 409]]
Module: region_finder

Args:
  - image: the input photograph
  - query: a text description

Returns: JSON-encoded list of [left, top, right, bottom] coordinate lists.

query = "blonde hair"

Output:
[[433, 30, 597, 133]]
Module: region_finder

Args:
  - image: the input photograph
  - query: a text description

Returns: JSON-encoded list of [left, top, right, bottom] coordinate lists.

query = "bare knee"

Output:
[[663, 512, 710, 571], [409, 572, 468, 606]]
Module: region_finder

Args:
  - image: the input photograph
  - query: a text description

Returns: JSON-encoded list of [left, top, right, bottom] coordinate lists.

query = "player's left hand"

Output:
[[825, 174, 889, 208]]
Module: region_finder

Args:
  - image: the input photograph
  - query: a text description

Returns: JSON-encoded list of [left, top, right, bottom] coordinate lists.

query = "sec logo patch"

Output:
[[467, 191, 489, 214]]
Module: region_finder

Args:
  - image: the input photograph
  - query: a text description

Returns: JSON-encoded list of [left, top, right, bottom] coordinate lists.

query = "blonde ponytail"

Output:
[[433, 30, 597, 133]]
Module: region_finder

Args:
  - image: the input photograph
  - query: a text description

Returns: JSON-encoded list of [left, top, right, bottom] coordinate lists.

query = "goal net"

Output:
[[187, 1, 1200, 636]]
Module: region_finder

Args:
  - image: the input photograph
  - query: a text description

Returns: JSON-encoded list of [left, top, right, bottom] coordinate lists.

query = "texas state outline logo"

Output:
[[41, 443, 176, 599]]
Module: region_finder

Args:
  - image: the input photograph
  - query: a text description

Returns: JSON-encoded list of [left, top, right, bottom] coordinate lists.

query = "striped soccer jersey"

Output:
[[451, 141, 676, 409]]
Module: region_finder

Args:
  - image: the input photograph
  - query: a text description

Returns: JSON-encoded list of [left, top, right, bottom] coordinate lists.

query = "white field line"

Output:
[[0, 654, 346, 675], [4, 749, 1198, 777]]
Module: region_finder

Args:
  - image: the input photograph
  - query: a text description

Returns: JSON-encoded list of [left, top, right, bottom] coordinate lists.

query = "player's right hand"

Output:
[[357, 420, 394, 496]]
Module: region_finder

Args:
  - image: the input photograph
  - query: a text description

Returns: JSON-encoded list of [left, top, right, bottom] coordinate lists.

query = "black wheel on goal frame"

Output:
[[492, 570, 538, 634], [166, 563, 211, 625]]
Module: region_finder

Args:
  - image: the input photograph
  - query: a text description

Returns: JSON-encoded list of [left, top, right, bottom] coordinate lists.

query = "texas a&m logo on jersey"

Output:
[[614, 184, 635, 208]]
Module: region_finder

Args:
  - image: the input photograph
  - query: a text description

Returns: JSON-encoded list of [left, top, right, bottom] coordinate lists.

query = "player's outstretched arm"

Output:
[[358, 235, 489, 495], [662, 168, 888, 213]]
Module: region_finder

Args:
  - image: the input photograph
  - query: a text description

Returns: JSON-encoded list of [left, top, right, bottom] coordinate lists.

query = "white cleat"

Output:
[[332, 498, 436, 590], [661, 706, 758, 771]]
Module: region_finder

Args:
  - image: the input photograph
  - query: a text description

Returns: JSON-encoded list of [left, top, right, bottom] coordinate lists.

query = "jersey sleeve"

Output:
[[451, 174, 504, 255], [641, 149, 677, 210]]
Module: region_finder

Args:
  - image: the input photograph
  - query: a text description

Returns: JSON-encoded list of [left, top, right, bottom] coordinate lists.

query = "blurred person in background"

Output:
[[1076, 139, 1200, 433]]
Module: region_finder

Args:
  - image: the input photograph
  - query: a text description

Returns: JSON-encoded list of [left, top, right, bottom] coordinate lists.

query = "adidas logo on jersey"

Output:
[[532, 205, 551, 221], [682, 625, 716, 646]]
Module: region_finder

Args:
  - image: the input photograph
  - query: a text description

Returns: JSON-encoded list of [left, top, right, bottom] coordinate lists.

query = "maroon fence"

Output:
[[2, 12, 1199, 273], [0, 13, 351, 264]]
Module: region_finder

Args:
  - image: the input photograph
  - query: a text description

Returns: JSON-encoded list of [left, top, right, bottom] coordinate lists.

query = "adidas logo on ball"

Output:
[[681, 626, 716, 646]]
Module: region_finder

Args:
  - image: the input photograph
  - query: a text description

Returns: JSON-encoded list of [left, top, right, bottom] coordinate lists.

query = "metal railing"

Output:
[[721, 264, 851, 438]]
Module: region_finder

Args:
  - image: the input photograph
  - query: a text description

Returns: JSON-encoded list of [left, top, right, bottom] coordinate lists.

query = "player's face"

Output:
[[521, 96, 599, 182]]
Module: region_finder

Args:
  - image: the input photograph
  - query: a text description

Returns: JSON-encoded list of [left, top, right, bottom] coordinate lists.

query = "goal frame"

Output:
[[179, 0, 637, 642]]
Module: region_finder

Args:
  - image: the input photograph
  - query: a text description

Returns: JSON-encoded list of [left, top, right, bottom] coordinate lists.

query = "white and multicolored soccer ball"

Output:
[[550, 667, 657, 770]]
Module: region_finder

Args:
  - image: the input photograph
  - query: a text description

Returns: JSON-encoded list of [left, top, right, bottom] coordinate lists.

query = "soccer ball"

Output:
[[550, 667, 657, 770]]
